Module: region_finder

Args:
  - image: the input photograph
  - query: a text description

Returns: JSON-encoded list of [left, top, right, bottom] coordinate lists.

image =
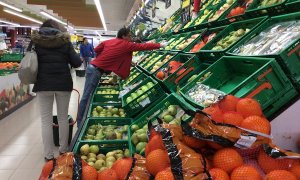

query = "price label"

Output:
[[140, 97, 151, 107], [165, 0, 171, 8], [234, 135, 257, 149]]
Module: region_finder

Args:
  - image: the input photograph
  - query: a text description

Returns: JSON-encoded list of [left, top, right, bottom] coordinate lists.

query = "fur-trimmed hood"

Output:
[[31, 27, 70, 48]]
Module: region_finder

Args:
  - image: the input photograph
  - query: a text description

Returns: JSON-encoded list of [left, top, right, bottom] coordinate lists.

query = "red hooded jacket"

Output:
[[91, 38, 161, 79]]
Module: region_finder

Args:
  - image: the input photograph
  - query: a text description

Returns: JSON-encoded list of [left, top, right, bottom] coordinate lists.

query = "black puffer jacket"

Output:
[[31, 27, 81, 92]]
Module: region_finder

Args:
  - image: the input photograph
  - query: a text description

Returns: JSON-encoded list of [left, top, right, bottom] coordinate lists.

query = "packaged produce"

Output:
[[232, 20, 300, 55]]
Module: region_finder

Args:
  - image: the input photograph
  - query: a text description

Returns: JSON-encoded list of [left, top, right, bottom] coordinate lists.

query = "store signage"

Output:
[[181, 0, 191, 24], [152, 0, 157, 18], [165, 0, 171, 8]]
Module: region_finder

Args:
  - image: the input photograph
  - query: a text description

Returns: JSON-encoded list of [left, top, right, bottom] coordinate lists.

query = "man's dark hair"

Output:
[[117, 27, 130, 39], [83, 37, 87, 41], [40, 19, 66, 32]]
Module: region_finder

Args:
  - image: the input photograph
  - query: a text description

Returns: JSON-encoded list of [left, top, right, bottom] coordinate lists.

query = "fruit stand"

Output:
[[40, 0, 300, 179]]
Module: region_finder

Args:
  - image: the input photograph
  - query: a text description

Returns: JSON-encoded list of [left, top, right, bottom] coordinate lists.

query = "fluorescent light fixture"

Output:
[[0, 1, 22, 12], [94, 0, 107, 31], [4, 9, 42, 24], [40, 11, 67, 25], [0, 19, 20, 26]]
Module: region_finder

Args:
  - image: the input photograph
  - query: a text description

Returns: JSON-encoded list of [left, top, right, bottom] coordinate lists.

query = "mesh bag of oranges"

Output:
[[182, 96, 273, 149]]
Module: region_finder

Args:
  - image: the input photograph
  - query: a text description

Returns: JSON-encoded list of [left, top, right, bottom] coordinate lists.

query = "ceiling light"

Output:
[[94, 0, 107, 31], [0, 19, 20, 26], [0, 1, 22, 12], [4, 9, 42, 24], [40, 11, 67, 25]]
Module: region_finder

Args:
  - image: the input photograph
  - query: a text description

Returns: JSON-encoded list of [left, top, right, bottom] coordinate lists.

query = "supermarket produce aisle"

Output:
[[0, 75, 85, 180]]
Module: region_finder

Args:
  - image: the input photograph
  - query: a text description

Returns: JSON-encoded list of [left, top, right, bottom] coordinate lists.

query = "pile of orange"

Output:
[[0, 62, 19, 70], [203, 95, 271, 135]]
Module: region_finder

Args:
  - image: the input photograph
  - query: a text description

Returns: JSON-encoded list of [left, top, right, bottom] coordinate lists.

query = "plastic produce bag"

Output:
[[127, 154, 152, 180]]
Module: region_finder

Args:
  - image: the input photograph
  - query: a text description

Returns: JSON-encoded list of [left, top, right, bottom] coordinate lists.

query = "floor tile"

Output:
[[0, 170, 14, 180], [0, 144, 35, 156], [9, 169, 40, 180], [0, 156, 25, 170], [18, 154, 44, 169]]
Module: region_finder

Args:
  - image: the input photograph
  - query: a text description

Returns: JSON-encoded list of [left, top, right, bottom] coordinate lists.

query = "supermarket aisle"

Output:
[[0, 74, 85, 180]]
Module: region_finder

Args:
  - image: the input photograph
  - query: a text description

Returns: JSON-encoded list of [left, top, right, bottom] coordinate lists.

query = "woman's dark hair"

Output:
[[40, 19, 66, 32], [117, 27, 131, 39]]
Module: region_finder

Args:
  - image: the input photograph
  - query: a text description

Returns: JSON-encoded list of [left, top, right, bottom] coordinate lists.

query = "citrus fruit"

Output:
[[146, 149, 170, 176], [231, 165, 261, 180], [156, 71, 165, 80], [82, 165, 98, 180], [98, 169, 118, 180], [40, 160, 54, 179], [219, 95, 239, 111], [209, 168, 229, 180], [264, 170, 297, 180], [111, 158, 133, 180], [223, 111, 244, 126], [155, 168, 174, 180], [290, 165, 300, 179], [147, 134, 165, 153], [207, 141, 224, 150], [258, 149, 300, 174], [182, 135, 206, 149], [213, 148, 243, 173], [236, 98, 263, 118], [203, 104, 223, 123], [240, 115, 271, 135]]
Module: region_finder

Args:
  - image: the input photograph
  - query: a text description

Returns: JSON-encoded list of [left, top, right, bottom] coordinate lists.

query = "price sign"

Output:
[[165, 0, 171, 8], [152, 0, 157, 18], [140, 97, 151, 107]]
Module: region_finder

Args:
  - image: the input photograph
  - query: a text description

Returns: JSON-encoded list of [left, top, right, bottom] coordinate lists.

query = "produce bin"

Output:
[[138, 51, 162, 68], [138, 51, 167, 74], [144, 52, 177, 76], [199, 16, 267, 62], [227, 12, 300, 89], [120, 68, 146, 90], [153, 53, 209, 93], [128, 93, 196, 155], [88, 103, 127, 118], [73, 141, 129, 154], [161, 33, 192, 52], [78, 118, 133, 143], [53, 115, 74, 146], [121, 77, 165, 117], [92, 87, 120, 103], [180, 56, 298, 117], [1, 53, 23, 62], [285, 0, 300, 13], [245, 0, 288, 17]]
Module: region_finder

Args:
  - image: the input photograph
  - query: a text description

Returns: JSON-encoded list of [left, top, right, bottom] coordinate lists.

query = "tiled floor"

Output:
[[0, 74, 85, 180]]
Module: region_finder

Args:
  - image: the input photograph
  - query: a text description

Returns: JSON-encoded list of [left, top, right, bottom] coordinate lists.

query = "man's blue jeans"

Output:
[[77, 64, 101, 127]]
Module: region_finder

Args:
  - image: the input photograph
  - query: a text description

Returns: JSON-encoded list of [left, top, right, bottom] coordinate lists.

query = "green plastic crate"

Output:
[[138, 51, 161, 67], [128, 93, 196, 155], [92, 87, 120, 103], [121, 77, 165, 117], [139, 51, 167, 72], [144, 52, 178, 75], [285, 0, 300, 12], [88, 103, 127, 118], [72, 141, 129, 155], [227, 12, 300, 89], [245, 0, 288, 17], [78, 118, 133, 143], [120, 68, 147, 90], [1, 53, 23, 62], [199, 16, 267, 62], [153, 53, 208, 93], [162, 33, 192, 51], [183, 26, 227, 53], [98, 83, 119, 88], [180, 56, 298, 117]]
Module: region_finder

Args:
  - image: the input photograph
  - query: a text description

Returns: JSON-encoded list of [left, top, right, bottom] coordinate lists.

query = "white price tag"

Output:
[[140, 97, 150, 107], [234, 135, 257, 149]]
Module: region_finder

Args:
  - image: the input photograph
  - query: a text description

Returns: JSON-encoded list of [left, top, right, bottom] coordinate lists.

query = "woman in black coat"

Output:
[[31, 19, 81, 161]]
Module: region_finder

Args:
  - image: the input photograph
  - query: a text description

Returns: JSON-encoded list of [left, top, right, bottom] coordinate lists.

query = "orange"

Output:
[[203, 104, 223, 123], [223, 111, 244, 126], [290, 165, 300, 179], [241, 115, 271, 135], [82, 165, 98, 180], [231, 165, 261, 180], [40, 160, 54, 179], [264, 170, 297, 180], [156, 71, 165, 80], [98, 169, 118, 180], [209, 168, 229, 180], [213, 148, 243, 173], [207, 141, 224, 150], [182, 135, 206, 149], [155, 168, 174, 180], [146, 149, 170, 176], [258, 149, 300, 174], [219, 95, 239, 111], [56, 153, 74, 166], [111, 158, 133, 180], [147, 134, 165, 153], [236, 98, 263, 118]]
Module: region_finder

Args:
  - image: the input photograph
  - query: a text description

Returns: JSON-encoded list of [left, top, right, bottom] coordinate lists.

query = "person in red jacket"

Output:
[[77, 27, 167, 127]]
